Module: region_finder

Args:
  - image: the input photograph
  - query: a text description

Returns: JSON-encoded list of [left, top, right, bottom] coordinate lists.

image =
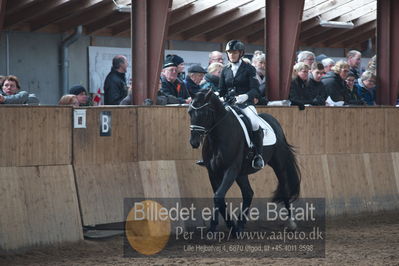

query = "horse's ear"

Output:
[[204, 89, 213, 102]]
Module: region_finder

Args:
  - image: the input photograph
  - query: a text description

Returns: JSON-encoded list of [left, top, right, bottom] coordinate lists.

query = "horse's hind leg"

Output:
[[235, 175, 254, 232], [268, 160, 297, 231]]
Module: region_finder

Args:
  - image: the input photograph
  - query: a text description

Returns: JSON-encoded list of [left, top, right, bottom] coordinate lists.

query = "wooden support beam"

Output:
[[111, 18, 131, 36], [0, 0, 7, 34], [266, 0, 305, 100], [302, 0, 352, 22], [57, 1, 113, 32], [180, 0, 264, 40], [227, 20, 264, 41], [30, 0, 103, 32], [132, 0, 172, 105], [169, 0, 225, 25], [377, 0, 399, 105], [327, 21, 376, 47], [5, 0, 71, 28], [301, 0, 375, 33], [5, 0, 35, 14], [205, 7, 265, 41], [85, 12, 129, 35], [171, 0, 197, 12], [169, 0, 252, 36], [341, 28, 375, 47]]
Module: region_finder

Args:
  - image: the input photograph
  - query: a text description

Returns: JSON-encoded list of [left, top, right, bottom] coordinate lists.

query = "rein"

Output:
[[190, 102, 229, 135]]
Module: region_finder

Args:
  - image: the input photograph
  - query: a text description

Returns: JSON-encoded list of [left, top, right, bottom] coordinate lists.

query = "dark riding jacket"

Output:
[[219, 60, 260, 106], [159, 76, 189, 104]]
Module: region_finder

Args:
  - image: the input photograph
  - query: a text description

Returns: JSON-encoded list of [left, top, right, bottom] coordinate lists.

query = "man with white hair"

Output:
[[297, 51, 315, 66], [322, 58, 335, 74], [208, 51, 224, 65]]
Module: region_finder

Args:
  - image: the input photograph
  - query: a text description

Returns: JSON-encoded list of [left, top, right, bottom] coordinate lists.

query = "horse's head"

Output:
[[188, 89, 215, 149]]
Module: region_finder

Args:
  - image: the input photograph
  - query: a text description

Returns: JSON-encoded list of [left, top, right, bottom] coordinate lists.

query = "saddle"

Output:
[[226, 105, 277, 147], [229, 105, 254, 142]]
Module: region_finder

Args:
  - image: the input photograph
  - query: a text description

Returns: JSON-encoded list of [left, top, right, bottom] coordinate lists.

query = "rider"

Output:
[[219, 40, 264, 169]]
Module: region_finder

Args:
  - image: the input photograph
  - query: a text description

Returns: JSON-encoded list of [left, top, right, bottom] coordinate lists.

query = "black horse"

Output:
[[188, 90, 301, 233]]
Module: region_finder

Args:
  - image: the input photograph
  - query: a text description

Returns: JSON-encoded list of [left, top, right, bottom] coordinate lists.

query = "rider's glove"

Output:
[[235, 94, 249, 104]]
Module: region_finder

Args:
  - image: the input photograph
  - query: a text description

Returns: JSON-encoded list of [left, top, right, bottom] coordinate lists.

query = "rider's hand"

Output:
[[236, 94, 248, 104]]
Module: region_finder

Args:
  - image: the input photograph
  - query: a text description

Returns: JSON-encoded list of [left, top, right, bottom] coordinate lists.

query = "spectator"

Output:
[[103, 55, 128, 105], [356, 71, 377, 106], [347, 50, 362, 82], [344, 73, 364, 105], [0, 75, 5, 85], [166, 54, 185, 80], [200, 62, 223, 93], [0, 75, 39, 105], [321, 60, 351, 103], [159, 58, 189, 104], [252, 51, 268, 105], [252, 51, 266, 85], [185, 65, 207, 95], [208, 51, 224, 65], [58, 94, 80, 107], [297, 51, 315, 66], [322, 58, 335, 74], [308, 62, 327, 105], [289, 62, 325, 107], [119, 86, 133, 105], [69, 85, 92, 106]]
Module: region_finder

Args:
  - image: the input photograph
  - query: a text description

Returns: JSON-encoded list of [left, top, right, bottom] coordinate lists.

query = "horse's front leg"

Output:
[[213, 166, 240, 233], [235, 175, 254, 233], [206, 168, 222, 232]]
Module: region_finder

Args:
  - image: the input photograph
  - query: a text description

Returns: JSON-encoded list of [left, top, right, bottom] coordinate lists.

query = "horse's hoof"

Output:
[[208, 224, 217, 233], [287, 219, 297, 231], [236, 221, 246, 234]]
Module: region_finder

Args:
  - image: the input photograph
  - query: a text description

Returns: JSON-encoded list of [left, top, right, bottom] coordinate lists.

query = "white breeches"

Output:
[[241, 105, 260, 131]]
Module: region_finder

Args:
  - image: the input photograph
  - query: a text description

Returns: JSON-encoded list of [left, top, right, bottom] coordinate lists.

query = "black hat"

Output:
[[188, 64, 207, 74], [163, 58, 177, 69], [166, 54, 184, 66], [69, 85, 87, 95]]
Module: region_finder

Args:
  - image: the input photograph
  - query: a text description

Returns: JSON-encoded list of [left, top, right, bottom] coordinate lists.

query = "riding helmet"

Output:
[[225, 40, 245, 63]]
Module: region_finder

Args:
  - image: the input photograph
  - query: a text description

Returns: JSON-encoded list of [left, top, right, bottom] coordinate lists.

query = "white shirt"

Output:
[[231, 59, 242, 77]]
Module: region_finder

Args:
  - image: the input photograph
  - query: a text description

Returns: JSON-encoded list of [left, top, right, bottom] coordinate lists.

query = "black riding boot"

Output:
[[252, 128, 265, 169]]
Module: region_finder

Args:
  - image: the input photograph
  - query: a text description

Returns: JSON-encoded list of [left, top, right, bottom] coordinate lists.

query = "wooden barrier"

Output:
[[0, 165, 82, 252], [2, 105, 399, 252], [0, 106, 72, 167], [0, 106, 82, 252]]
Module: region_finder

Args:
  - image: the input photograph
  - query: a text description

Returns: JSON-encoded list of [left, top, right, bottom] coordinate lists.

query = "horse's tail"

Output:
[[272, 142, 301, 204], [258, 113, 301, 204]]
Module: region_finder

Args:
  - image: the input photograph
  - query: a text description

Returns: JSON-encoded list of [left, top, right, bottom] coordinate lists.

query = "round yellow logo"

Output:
[[125, 200, 171, 255]]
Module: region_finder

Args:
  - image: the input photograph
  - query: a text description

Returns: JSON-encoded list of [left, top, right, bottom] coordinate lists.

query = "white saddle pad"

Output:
[[227, 106, 277, 147]]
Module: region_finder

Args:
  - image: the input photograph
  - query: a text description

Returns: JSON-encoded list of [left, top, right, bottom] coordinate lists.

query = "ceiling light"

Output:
[[319, 20, 354, 29], [115, 5, 131, 13]]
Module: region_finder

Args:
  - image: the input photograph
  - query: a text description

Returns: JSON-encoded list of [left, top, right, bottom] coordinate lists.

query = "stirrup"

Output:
[[252, 154, 264, 169], [196, 160, 206, 167]]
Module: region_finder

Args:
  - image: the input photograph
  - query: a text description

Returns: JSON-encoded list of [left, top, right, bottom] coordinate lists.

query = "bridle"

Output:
[[189, 101, 228, 136]]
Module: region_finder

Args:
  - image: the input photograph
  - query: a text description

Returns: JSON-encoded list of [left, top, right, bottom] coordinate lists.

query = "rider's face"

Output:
[[227, 50, 240, 63]]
